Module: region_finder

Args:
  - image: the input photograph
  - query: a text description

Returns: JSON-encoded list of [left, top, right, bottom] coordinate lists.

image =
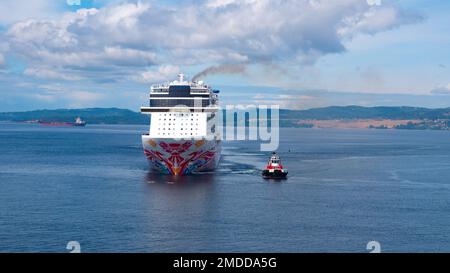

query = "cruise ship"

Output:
[[140, 74, 221, 175]]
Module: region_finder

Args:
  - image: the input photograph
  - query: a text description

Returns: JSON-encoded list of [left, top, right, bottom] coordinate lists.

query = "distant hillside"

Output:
[[0, 108, 149, 124], [1, 106, 450, 128], [280, 106, 450, 120]]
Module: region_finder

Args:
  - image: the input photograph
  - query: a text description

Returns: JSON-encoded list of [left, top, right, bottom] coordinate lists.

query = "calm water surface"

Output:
[[0, 123, 449, 252]]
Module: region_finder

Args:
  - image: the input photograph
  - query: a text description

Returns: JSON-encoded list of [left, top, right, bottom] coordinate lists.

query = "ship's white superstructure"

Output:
[[140, 74, 221, 175], [148, 112, 207, 138]]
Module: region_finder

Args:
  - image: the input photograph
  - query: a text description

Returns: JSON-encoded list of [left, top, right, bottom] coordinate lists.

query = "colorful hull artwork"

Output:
[[142, 135, 221, 175]]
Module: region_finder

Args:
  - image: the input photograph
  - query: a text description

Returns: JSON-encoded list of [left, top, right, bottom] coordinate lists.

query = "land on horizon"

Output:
[[1, 106, 449, 130]]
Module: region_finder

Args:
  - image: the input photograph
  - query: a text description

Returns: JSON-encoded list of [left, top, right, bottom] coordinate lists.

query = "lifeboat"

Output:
[[262, 152, 288, 179]]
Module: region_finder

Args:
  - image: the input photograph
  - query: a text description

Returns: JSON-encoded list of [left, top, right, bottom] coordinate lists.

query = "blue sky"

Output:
[[0, 0, 449, 112]]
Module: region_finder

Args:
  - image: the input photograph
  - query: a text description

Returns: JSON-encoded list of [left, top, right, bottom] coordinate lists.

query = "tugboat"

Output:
[[262, 152, 288, 179]]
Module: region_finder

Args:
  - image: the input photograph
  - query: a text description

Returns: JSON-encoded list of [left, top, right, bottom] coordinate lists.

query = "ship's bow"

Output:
[[142, 135, 221, 175]]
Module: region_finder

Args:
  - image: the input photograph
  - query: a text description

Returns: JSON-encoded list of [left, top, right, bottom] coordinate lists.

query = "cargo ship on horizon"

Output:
[[38, 117, 86, 127], [140, 74, 221, 175]]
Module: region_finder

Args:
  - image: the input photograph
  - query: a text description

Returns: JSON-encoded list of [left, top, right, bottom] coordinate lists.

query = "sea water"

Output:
[[0, 123, 449, 252]]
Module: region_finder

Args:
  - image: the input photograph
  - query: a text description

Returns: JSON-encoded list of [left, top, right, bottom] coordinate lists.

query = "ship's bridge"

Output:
[[141, 74, 219, 113]]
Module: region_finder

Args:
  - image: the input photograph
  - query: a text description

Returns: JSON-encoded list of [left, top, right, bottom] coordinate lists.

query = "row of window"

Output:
[[159, 113, 201, 116], [150, 99, 210, 107], [159, 128, 198, 130], [159, 118, 198, 121], [155, 132, 197, 136], [159, 123, 199, 126]]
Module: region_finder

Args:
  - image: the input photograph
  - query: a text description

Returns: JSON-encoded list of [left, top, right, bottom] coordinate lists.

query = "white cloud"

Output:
[[253, 93, 265, 99], [32, 90, 105, 108], [2, 0, 421, 83], [26, 47, 156, 68], [103, 46, 157, 66], [206, 0, 259, 9], [0, 53, 5, 67], [252, 93, 317, 109], [65, 90, 105, 102], [37, 83, 65, 92], [32, 93, 57, 103], [134, 65, 180, 83], [277, 94, 314, 100], [430, 84, 450, 95], [34, 83, 105, 106], [7, 19, 78, 49], [0, 0, 60, 25], [24, 67, 81, 81], [338, 6, 421, 37], [97, 1, 149, 27]]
